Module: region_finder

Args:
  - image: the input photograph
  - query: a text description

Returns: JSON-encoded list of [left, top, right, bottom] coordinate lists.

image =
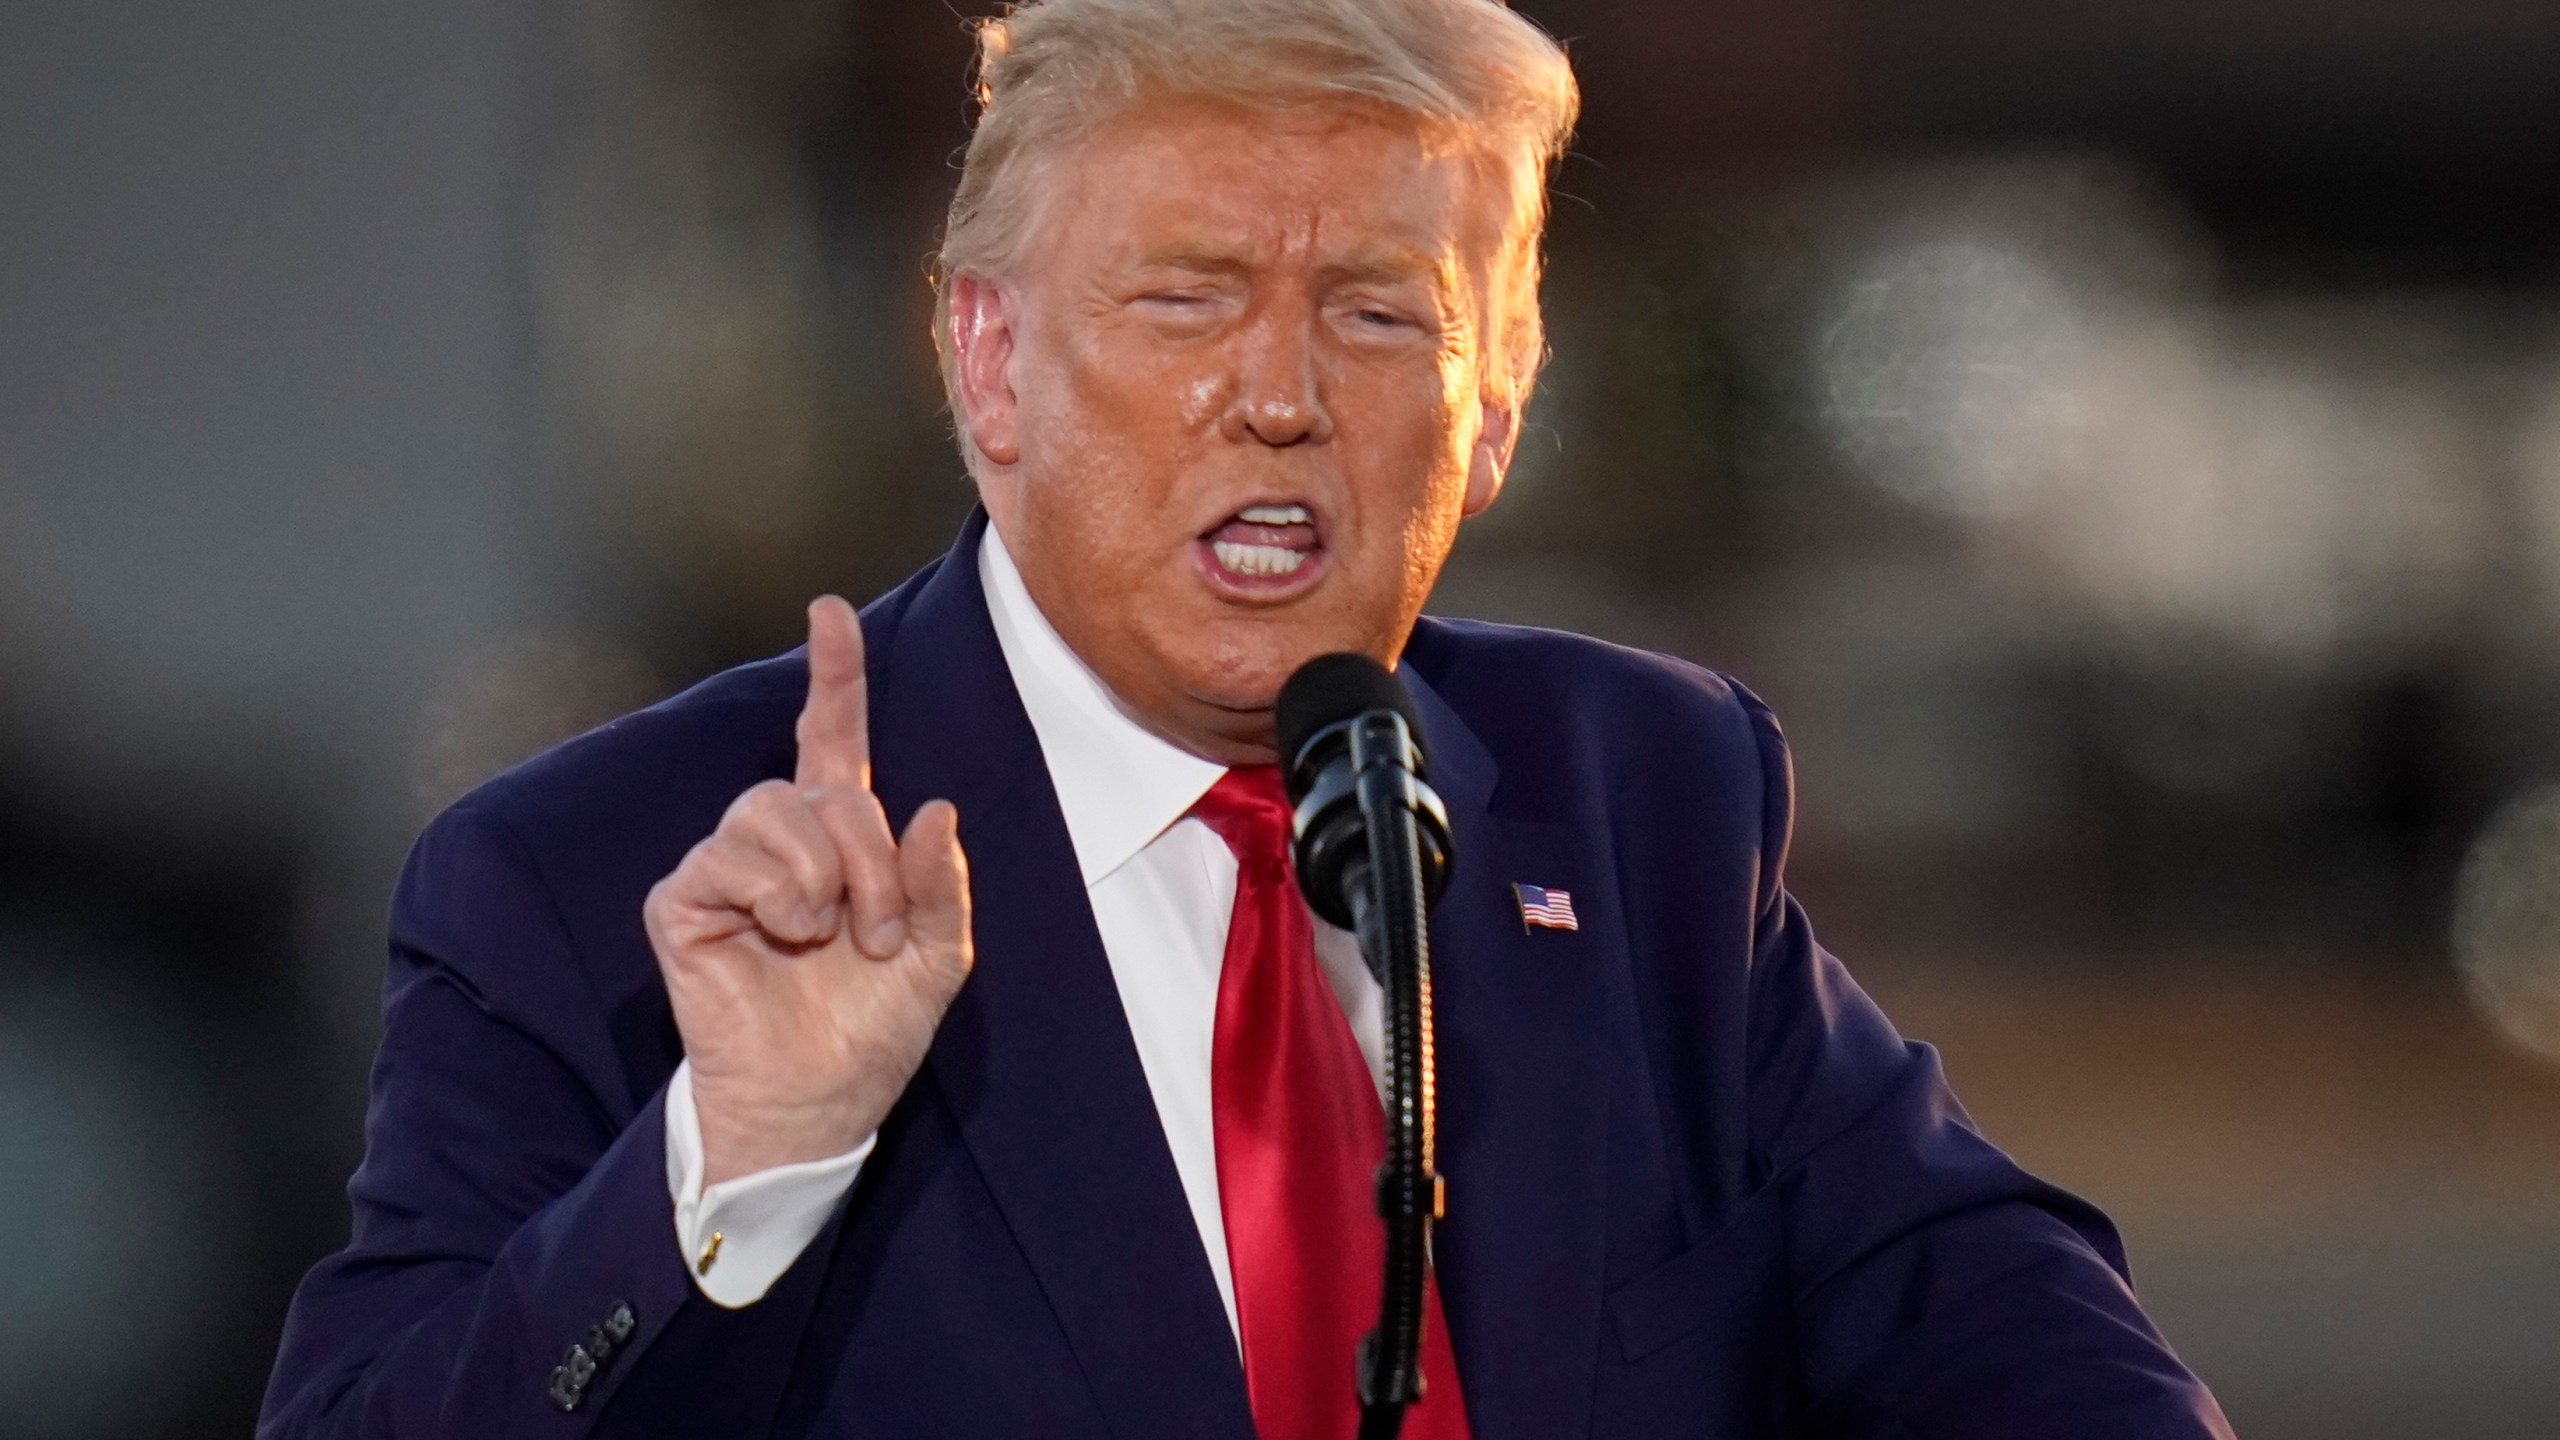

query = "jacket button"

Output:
[[546, 1365, 583, 1413], [603, 1301, 637, 1343]]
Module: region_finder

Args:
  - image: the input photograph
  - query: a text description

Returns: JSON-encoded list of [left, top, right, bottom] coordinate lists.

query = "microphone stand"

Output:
[[1344, 712, 1440, 1440]]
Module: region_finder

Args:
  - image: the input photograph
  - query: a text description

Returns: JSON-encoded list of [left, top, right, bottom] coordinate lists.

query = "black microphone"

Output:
[[1276, 653, 1454, 940], [1275, 653, 1453, 1440]]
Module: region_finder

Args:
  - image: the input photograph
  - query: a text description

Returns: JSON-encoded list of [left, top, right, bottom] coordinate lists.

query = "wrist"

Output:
[[692, 1082, 876, 1187]]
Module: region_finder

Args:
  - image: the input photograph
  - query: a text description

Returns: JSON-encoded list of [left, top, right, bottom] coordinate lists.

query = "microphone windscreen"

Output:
[[1275, 652, 1425, 779]]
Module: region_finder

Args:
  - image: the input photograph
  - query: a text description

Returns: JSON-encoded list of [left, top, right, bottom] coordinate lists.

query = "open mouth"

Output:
[[1196, 502, 1327, 595]]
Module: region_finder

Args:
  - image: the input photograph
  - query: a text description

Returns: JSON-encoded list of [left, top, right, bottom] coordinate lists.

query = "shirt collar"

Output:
[[978, 521, 1229, 888]]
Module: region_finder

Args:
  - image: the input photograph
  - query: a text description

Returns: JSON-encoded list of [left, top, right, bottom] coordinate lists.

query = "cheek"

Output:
[[1039, 327, 1224, 474], [1344, 366, 1473, 516], [1177, 372, 1224, 430], [1335, 366, 1472, 612], [1012, 339, 1218, 588]]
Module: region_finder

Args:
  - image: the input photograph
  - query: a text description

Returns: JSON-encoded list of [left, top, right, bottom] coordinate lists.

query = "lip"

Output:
[[1192, 500, 1330, 603]]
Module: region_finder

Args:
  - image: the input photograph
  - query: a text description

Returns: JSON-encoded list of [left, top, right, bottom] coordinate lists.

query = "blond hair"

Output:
[[932, 0, 1577, 436]]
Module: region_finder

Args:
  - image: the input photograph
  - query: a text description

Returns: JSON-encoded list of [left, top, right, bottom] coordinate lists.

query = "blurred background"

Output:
[[7, 0, 2560, 1434]]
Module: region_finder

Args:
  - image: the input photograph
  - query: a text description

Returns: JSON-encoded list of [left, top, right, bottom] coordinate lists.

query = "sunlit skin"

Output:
[[648, 95, 1535, 1184], [951, 95, 1525, 763]]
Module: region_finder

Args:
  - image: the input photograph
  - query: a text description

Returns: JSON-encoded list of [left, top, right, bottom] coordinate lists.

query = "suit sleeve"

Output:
[[259, 804, 836, 1439], [1730, 690, 2234, 1438]]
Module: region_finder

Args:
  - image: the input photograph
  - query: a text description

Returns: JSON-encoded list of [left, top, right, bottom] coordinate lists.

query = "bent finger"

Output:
[[686, 832, 836, 947], [722, 780, 845, 918], [810, 783, 908, 959]]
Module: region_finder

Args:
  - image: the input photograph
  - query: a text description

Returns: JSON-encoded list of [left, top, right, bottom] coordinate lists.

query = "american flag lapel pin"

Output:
[[1513, 882, 1579, 933]]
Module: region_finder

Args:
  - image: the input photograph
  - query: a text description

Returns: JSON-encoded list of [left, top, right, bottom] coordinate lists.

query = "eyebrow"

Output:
[[1126, 244, 1256, 277], [1126, 241, 1450, 292], [1315, 246, 1444, 289]]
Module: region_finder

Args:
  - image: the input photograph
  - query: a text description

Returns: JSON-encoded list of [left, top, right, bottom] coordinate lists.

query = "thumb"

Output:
[[898, 800, 971, 978]]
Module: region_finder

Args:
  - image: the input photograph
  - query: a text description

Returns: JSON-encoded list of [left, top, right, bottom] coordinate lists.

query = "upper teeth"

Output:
[[1213, 540, 1309, 577], [1237, 504, 1310, 525]]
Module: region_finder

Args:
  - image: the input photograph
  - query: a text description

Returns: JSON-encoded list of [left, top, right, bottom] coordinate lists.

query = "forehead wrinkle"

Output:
[[1050, 100, 1499, 348], [1295, 194, 1458, 295]]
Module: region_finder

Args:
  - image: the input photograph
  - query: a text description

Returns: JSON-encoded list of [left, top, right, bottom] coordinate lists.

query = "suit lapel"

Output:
[[1405, 670, 1610, 1440], [865, 512, 1254, 1440], [857, 520, 1610, 1438]]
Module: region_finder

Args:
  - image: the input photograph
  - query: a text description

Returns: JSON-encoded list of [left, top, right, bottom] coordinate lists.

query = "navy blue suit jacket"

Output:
[[263, 511, 2230, 1438]]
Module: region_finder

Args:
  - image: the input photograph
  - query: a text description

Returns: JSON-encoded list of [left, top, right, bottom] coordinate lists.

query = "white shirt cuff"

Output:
[[663, 1059, 874, 1308]]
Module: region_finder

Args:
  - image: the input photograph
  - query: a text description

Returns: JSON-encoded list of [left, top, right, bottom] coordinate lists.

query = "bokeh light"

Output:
[[0, 923, 236, 1439], [2453, 787, 2560, 1065]]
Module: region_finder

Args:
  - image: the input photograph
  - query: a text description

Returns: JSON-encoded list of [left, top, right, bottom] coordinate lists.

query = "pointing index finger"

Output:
[[795, 595, 871, 790]]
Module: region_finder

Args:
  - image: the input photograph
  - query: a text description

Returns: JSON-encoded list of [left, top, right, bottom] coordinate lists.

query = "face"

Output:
[[949, 96, 1524, 764]]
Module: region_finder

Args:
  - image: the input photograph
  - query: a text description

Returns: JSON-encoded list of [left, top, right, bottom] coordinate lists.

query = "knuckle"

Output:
[[694, 832, 741, 874], [731, 778, 797, 824], [661, 843, 715, 897]]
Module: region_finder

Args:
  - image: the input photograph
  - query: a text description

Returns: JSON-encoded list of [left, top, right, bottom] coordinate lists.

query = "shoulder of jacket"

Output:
[[1407, 614, 1779, 756], [441, 648, 803, 840], [1406, 615, 1791, 884]]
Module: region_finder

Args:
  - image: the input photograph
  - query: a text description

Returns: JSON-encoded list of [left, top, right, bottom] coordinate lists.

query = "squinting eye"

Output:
[[1355, 308, 1408, 329]]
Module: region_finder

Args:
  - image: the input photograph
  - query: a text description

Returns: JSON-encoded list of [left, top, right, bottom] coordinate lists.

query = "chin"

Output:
[[1182, 648, 1296, 716], [1134, 563, 1411, 717], [1201, 619, 1389, 706]]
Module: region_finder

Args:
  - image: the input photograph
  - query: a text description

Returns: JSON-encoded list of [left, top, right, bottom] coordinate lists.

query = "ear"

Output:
[[1462, 390, 1520, 517], [949, 272, 1022, 468]]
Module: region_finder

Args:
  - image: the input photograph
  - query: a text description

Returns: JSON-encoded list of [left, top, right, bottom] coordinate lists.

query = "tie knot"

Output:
[[1190, 765, 1295, 866]]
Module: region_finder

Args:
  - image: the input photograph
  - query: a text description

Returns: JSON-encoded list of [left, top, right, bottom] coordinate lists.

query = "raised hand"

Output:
[[644, 596, 973, 1186]]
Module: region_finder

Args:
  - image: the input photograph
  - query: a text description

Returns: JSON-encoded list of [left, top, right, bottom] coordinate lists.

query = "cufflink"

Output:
[[696, 1230, 724, 1276]]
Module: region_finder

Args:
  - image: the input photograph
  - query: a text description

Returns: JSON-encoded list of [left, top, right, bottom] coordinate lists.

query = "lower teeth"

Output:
[[1213, 540, 1306, 577]]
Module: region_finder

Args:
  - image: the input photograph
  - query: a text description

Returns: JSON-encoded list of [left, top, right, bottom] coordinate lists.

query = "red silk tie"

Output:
[[1193, 766, 1471, 1440]]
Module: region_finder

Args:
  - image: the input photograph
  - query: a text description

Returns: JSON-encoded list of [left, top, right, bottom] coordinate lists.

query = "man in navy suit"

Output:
[[263, 0, 2233, 1434]]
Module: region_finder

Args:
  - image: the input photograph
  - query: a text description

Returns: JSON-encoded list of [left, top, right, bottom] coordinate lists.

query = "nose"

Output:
[[1220, 307, 1333, 448]]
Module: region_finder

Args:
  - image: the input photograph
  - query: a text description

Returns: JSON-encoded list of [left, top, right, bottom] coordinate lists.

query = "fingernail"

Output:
[[811, 903, 840, 936], [866, 918, 907, 956]]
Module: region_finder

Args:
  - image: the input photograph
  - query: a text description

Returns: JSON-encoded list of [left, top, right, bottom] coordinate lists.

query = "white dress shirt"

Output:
[[665, 523, 1384, 1328]]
